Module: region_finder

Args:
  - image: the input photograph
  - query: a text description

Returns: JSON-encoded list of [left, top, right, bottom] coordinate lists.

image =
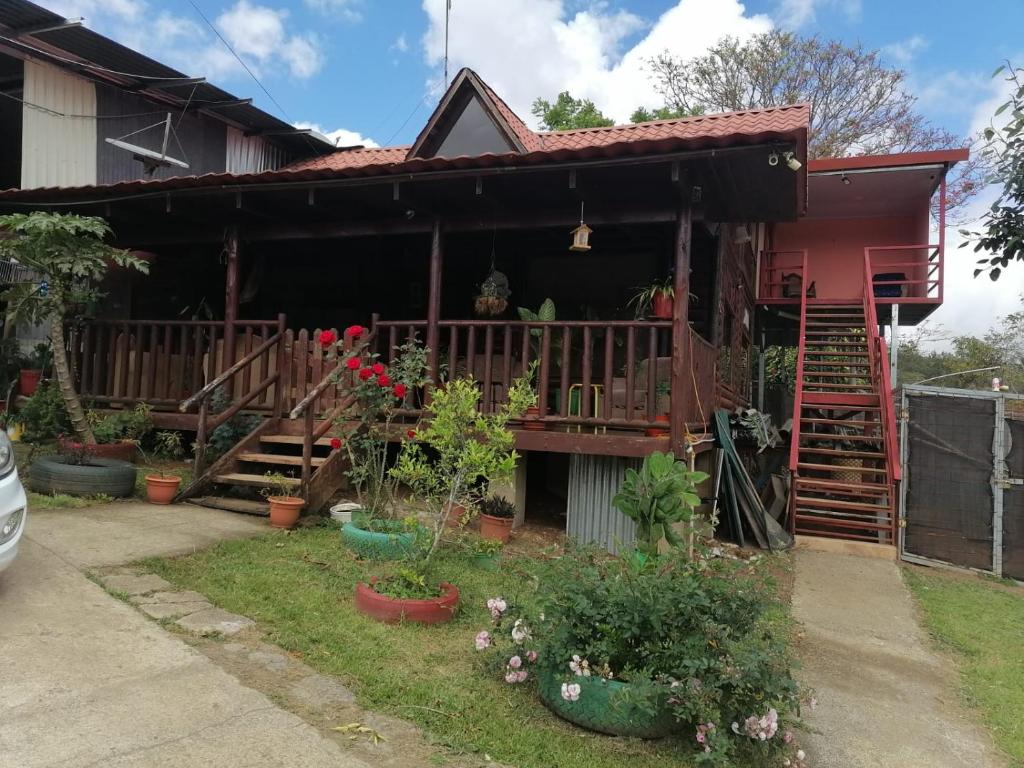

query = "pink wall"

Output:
[[772, 213, 931, 299]]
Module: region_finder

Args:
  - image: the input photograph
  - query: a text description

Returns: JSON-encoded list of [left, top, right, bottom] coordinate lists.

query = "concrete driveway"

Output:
[[0, 504, 371, 768]]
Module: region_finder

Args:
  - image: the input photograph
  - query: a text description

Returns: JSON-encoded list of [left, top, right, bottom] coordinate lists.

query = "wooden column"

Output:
[[222, 225, 240, 374], [425, 220, 443, 390], [670, 197, 692, 457]]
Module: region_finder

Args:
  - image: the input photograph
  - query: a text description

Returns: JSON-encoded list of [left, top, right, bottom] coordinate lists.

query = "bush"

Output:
[[16, 381, 70, 442], [475, 548, 804, 766], [89, 403, 153, 444]]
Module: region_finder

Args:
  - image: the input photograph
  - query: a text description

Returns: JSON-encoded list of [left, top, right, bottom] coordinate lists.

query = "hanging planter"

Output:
[[474, 265, 511, 318]]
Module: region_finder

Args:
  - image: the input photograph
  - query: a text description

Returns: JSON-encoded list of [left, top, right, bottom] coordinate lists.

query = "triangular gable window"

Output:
[[431, 94, 516, 158]]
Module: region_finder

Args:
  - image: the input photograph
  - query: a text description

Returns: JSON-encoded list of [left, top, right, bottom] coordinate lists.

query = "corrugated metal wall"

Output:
[[21, 59, 96, 188], [567, 454, 638, 554], [95, 84, 227, 184], [226, 126, 287, 173]]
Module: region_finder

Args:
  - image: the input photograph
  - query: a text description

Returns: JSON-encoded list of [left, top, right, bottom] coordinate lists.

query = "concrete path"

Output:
[[794, 548, 1004, 768], [0, 503, 371, 768]]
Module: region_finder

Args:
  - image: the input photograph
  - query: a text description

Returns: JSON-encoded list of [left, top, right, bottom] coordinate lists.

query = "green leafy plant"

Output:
[[389, 374, 535, 586], [22, 342, 52, 371], [0, 339, 21, 394], [372, 567, 443, 600], [467, 536, 504, 556], [0, 212, 149, 443], [16, 380, 70, 442], [516, 299, 563, 366], [88, 403, 153, 445], [207, 384, 261, 460], [148, 430, 184, 478], [627, 277, 674, 318], [612, 451, 707, 558], [738, 408, 782, 453], [480, 495, 516, 519], [261, 471, 299, 500]]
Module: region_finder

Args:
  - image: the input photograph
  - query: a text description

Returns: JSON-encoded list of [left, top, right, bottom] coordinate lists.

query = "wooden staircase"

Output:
[[789, 258, 902, 542]]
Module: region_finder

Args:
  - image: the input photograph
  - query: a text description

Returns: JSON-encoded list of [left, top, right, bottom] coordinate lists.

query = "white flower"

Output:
[[560, 682, 581, 702], [486, 597, 507, 619], [796, 750, 805, 760], [474, 631, 491, 650], [511, 618, 531, 644], [508, 655, 522, 669], [568, 654, 592, 677]]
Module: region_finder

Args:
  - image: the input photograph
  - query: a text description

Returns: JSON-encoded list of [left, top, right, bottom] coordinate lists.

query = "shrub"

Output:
[[88, 403, 153, 444], [207, 384, 261, 460], [16, 381, 70, 442]]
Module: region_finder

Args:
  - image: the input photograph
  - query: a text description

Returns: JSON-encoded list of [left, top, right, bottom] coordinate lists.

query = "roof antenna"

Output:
[[444, 0, 452, 88], [105, 113, 189, 176]]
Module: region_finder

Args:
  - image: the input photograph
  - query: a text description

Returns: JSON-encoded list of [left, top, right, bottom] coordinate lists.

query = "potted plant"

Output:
[[333, 340, 431, 560], [628, 278, 674, 320], [646, 380, 672, 437], [144, 430, 185, 504], [362, 374, 532, 625], [468, 536, 503, 571], [72, 403, 153, 463], [479, 494, 516, 543], [29, 439, 137, 497], [474, 267, 510, 317], [261, 471, 304, 529], [18, 342, 51, 396], [612, 451, 707, 562]]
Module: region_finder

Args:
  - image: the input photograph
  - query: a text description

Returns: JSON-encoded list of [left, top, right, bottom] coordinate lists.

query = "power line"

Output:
[[185, 0, 292, 124], [385, 94, 430, 146], [0, 90, 248, 121], [0, 35, 203, 82]]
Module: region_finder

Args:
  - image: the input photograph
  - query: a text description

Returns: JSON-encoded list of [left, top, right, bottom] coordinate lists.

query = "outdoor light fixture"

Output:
[[570, 201, 592, 252], [783, 152, 802, 171], [841, 172, 852, 186], [767, 151, 779, 167]]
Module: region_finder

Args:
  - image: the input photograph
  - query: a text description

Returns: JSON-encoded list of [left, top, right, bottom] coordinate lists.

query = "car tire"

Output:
[[29, 456, 137, 498]]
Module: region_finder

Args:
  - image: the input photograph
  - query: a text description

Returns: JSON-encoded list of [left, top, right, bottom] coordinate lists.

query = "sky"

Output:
[[42, 0, 1024, 341]]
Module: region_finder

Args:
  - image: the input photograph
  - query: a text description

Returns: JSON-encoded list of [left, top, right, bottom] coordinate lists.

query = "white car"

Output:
[[0, 431, 27, 573]]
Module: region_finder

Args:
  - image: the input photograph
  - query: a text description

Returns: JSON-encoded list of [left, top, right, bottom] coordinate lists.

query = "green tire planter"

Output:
[[537, 669, 677, 739], [471, 553, 500, 571], [341, 520, 420, 561]]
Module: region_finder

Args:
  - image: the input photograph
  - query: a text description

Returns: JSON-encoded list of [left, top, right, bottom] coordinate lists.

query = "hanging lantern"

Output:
[[569, 201, 592, 252]]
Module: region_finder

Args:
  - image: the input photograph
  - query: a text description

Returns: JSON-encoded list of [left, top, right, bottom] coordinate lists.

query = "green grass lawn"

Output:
[[904, 566, 1024, 764], [146, 527, 792, 768]]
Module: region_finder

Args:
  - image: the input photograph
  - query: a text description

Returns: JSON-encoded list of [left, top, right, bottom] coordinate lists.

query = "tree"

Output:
[[531, 92, 614, 131], [645, 31, 982, 212], [0, 213, 149, 443], [965, 63, 1024, 280], [629, 105, 701, 123]]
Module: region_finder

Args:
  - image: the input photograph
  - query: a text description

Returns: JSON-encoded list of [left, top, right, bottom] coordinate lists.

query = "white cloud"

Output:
[[882, 34, 928, 65], [391, 34, 409, 54], [304, 0, 363, 22], [775, 0, 860, 29], [45, 0, 143, 24], [294, 121, 379, 148], [420, 0, 771, 126], [213, 0, 324, 79]]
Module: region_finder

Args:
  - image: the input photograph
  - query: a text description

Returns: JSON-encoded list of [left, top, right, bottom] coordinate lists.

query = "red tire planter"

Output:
[[480, 513, 513, 543], [57, 437, 138, 463], [354, 580, 460, 624], [19, 369, 42, 396]]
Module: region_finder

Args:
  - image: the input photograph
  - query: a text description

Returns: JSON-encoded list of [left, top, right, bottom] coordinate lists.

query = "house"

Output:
[[0, 57, 966, 550]]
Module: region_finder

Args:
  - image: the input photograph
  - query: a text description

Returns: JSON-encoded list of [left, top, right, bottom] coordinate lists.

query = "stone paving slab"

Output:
[[101, 572, 174, 596], [175, 607, 255, 636], [138, 601, 213, 620]]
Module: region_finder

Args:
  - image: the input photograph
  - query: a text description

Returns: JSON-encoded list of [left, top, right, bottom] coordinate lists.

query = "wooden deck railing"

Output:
[[373, 318, 714, 430]]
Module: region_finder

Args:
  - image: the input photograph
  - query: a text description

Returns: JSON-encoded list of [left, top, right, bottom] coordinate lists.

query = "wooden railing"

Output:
[[372, 318, 714, 430], [178, 314, 287, 471]]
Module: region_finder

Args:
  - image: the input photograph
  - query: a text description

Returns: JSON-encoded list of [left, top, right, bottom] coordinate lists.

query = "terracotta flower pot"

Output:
[[19, 369, 42, 396], [268, 496, 304, 529], [145, 475, 181, 504], [651, 293, 673, 320], [645, 414, 670, 438], [354, 579, 460, 624], [446, 503, 468, 528], [480, 512, 514, 543], [522, 405, 546, 431]]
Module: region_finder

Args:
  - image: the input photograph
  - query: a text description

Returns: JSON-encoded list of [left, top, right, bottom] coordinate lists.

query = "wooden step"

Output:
[[804, 383, 876, 390], [795, 476, 890, 491], [797, 432, 883, 443], [797, 462, 888, 475], [804, 331, 866, 337], [803, 352, 870, 359], [186, 496, 270, 516], [214, 472, 301, 488], [801, 404, 881, 411], [798, 447, 885, 459], [795, 495, 893, 513], [260, 434, 336, 447], [238, 452, 327, 467], [806, 314, 865, 320]]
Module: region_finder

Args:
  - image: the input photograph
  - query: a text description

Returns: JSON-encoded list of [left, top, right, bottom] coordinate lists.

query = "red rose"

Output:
[[377, 374, 392, 387], [345, 356, 360, 370], [358, 367, 373, 381], [393, 383, 407, 399], [319, 330, 336, 346], [344, 325, 365, 338], [371, 362, 385, 375], [330, 437, 342, 450], [407, 429, 416, 439]]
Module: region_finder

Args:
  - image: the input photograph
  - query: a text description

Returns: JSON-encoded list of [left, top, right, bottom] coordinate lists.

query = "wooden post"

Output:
[[223, 226, 240, 375], [670, 196, 692, 457], [425, 219, 443, 392], [272, 313, 287, 418]]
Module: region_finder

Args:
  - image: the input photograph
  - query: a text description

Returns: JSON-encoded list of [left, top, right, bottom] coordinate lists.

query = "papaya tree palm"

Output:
[[0, 212, 149, 443]]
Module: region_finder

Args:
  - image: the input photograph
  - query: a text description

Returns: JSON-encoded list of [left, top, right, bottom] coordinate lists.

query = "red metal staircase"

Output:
[[788, 254, 902, 543]]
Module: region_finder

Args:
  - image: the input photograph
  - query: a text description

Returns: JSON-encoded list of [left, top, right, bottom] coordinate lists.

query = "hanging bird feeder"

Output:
[[569, 201, 592, 252]]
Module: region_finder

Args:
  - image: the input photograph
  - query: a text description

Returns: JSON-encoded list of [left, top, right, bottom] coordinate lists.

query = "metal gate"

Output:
[[900, 384, 1024, 579]]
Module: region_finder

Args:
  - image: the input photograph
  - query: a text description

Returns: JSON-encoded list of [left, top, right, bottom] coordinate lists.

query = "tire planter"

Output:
[[538, 669, 677, 739], [58, 436, 138, 463], [268, 496, 304, 529], [145, 475, 181, 504], [341, 520, 421, 560], [29, 455, 137, 498], [354, 579, 460, 624], [18, 369, 42, 396], [479, 513, 513, 543]]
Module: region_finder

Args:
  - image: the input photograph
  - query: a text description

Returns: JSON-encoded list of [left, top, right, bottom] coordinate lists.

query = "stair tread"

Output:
[[800, 417, 879, 426], [802, 371, 872, 378], [214, 472, 301, 487], [795, 496, 894, 512], [798, 447, 885, 459], [795, 477, 891, 491], [238, 452, 327, 467], [260, 435, 336, 447], [797, 462, 888, 474], [797, 433, 883, 443], [186, 496, 270, 516]]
